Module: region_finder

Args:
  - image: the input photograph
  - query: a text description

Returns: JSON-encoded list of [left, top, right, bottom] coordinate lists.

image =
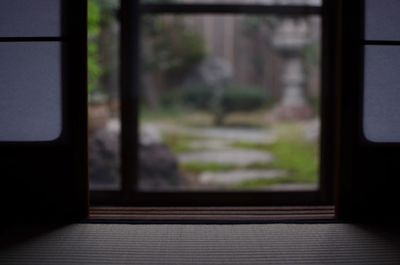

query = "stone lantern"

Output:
[[272, 17, 312, 120]]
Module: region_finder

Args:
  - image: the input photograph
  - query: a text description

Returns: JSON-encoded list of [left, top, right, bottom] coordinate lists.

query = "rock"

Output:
[[184, 127, 275, 144], [139, 143, 182, 190], [89, 125, 120, 190], [89, 119, 182, 190], [303, 118, 320, 142], [188, 139, 231, 150], [264, 183, 318, 191], [273, 104, 313, 121], [139, 123, 183, 190], [140, 124, 163, 145]]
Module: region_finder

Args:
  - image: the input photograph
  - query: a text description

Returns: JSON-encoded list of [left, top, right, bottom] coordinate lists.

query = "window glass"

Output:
[[0, 42, 61, 141], [0, 0, 60, 37], [88, 0, 121, 190], [363, 45, 400, 142], [138, 14, 321, 191]]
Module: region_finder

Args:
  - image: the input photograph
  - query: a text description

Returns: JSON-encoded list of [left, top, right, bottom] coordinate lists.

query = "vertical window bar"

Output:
[[120, 0, 140, 200]]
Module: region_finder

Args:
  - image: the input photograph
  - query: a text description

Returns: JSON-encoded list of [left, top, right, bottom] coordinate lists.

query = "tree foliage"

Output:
[[142, 16, 206, 82], [88, 0, 119, 96], [88, 0, 101, 95]]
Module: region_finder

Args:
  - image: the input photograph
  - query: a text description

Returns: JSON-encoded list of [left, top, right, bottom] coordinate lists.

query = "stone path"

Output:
[[199, 169, 286, 185], [97, 119, 319, 189], [179, 150, 274, 166], [263, 183, 318, 191], [177, 127, 276, 144], [171, 126, 285, 185], [142, 122, 288, 186], [188, 139, 230, 150]]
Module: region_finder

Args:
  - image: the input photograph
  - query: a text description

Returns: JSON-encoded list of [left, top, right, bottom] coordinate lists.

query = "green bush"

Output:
[[160, 91, 183, 108], [182, 86, 267, 125], [183, 86, 213, 109], [221, 87, 266, 113], [183, 86, 266, 111]]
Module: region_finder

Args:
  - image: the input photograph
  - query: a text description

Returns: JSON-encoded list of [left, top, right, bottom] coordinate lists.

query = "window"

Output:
[[89, 1, 334, 205], [88, 0, 335, 207]]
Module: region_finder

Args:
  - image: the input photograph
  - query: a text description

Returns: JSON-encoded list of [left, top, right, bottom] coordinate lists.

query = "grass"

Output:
[[140, 106, 186, 123], [177, 124, 319, 189], [223, 110, 270, 128], [140, 107, 272, 128], [234, 177, 297, 189], [140, 106, 213, 127], [245, 162, 274, 170], [233, 123, 319, 189], [269, 139, 318, 183], [231, 141, 272, 151], [162, 133, 206, 154], [271, 124, 319, 183], [180, 162, 237, 174]]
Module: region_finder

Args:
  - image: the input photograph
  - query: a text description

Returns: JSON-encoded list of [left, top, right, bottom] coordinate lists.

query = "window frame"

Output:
[[90, 0, 338, 207]]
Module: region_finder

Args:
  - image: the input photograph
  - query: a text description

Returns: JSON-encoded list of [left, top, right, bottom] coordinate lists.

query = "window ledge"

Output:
[[89, 206, 335, 223]]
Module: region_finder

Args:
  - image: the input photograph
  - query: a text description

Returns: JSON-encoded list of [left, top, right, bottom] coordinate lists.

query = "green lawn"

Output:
[[233, 124, 319, 189], [162, 133, 206, 154]]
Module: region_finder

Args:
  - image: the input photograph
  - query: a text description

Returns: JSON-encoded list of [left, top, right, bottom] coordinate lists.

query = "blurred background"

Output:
[[88, 0, 322, 192]]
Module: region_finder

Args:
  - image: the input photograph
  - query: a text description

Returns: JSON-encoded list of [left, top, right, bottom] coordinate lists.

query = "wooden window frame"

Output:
[[90, 0, 338, 208], [89, 206, 335, 223]]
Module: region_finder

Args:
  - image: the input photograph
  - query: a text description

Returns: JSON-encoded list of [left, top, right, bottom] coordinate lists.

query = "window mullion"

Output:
[[140, 3, 321, 15]]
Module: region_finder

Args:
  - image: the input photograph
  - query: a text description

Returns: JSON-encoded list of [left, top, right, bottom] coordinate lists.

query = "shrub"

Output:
[[221, 87, 266, 113], [213, 86, 266, 125], [160, 91, 182, 108], [183, 86, 213, 109], [182, 85, 267, 125]]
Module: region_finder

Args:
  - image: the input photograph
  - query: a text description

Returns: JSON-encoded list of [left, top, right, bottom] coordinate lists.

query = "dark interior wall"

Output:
[[0, 1, 88, 222], [337, 0, 400, 223]]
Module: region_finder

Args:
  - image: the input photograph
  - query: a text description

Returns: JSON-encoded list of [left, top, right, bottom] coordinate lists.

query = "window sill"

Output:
[[89, 206, 335, 223]]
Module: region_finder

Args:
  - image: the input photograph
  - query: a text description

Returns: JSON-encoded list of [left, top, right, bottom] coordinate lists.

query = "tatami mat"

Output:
[[1, 223, 400, 264]]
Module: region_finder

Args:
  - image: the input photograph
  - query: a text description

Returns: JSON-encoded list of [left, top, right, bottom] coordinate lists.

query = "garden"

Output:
[[88, 0, 321, 191], [140, 95, 320, 191]]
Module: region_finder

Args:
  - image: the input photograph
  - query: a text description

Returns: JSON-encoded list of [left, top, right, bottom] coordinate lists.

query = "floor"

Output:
[[1, 223, 400, 264]]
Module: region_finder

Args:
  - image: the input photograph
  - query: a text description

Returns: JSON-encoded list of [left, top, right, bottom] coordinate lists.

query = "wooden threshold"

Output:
[[89, 206, 335, 223]]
